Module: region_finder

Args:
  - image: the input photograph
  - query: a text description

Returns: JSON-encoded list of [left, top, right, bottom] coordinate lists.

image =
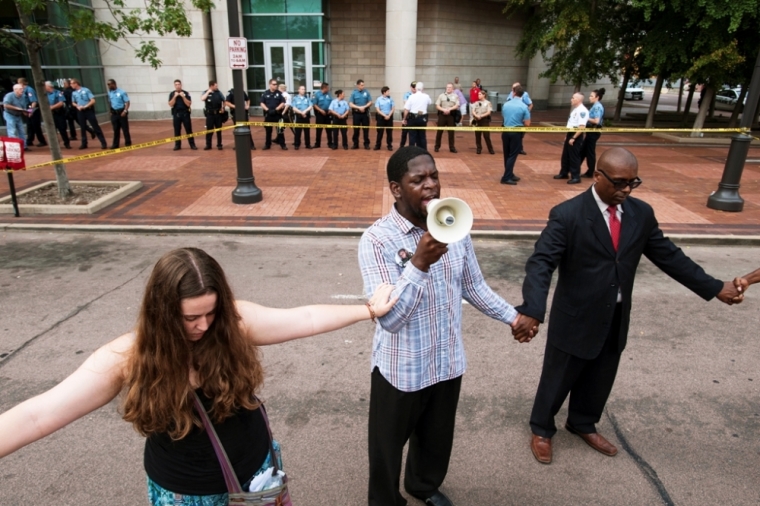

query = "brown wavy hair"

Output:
[[122, 247, 264, 439]]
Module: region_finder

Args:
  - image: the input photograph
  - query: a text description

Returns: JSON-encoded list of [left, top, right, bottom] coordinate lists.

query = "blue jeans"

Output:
[[3, 112, 27, 148]]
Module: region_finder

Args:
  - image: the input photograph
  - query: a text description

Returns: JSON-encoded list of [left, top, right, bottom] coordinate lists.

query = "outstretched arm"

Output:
[[0, 334, 131, 458], [237, 283, 397, 346]]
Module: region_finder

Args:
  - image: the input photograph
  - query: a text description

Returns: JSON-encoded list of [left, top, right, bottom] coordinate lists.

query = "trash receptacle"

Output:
[[489, 91, 501, 111]]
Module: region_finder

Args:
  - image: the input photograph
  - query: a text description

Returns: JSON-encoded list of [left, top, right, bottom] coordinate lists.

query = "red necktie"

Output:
[[608, 205, 620, 251]]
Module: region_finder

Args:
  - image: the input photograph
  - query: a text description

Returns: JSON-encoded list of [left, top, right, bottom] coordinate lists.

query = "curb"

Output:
[[2, 223, 760, 245]]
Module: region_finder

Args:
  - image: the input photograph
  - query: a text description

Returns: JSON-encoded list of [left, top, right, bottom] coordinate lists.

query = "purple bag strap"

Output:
[[193, 393, 282, 494]]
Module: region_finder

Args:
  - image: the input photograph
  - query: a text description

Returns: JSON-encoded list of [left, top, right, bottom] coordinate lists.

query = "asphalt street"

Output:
[[0, 232, 758, 505]]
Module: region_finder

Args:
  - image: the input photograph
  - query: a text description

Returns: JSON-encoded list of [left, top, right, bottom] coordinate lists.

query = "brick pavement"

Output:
[[2, 113, 760, 235]]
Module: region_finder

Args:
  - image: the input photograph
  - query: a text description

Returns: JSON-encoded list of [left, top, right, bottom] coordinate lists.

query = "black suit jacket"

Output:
[[516, 187, 723, 360]]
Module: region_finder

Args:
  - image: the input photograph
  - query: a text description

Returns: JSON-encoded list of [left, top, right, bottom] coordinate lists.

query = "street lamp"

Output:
[[706, 48, 760, 212], [228, 0, 262, 204]]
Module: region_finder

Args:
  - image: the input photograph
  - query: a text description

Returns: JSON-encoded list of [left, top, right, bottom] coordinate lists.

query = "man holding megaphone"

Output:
[[359, 147, 535, 506]]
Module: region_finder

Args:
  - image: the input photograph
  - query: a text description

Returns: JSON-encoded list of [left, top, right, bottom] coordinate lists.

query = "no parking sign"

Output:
[[0, 137, 25, 171]]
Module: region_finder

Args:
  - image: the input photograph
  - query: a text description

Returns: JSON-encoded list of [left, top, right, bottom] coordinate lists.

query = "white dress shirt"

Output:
[[404, 91, 433, 115], [566, 103, 589, 128]]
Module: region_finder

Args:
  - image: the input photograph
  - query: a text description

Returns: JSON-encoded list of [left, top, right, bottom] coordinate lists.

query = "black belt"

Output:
[[408, 113, 428, 119]]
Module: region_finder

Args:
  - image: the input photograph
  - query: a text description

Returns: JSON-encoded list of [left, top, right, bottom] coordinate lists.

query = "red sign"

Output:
[[0, 137, 26, 170]]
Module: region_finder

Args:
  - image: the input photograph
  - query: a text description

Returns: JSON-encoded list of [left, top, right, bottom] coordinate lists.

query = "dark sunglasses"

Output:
[[597, 169, 642, 190]]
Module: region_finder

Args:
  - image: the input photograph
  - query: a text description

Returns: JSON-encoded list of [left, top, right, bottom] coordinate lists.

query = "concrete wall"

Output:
[[93, 0, 216, 119]]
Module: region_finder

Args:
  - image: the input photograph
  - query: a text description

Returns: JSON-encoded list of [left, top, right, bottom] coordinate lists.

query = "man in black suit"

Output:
[[512, 147, 744, 465]]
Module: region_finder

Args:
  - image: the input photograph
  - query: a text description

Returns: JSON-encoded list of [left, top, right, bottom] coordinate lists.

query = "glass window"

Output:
[[0, 39, 29, 66], [287, 15, 321, 39], [251, 42, 264, 65], [270, 46, 285, 84], [311, 41, 323, 65], [246, 67, 267, 90], [81, 68, 105, 95], [244, 0, 285, 13], [312, 67, 324, 87], [291, 45, 306, 89], [245, 16, 287, 39], [286, 0, 321, 13]]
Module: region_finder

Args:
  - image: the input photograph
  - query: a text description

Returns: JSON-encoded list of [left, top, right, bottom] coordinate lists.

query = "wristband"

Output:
[[365, 302, 377, 324]]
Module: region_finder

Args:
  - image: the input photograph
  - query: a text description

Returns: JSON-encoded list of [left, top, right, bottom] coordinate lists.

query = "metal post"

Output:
[[707, 48, 760, 211], [228, 0, 262, 204], [6, 170, 20, 217]]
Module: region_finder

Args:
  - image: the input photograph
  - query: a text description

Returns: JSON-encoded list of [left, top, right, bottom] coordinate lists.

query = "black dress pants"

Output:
[[329, 117, 348, 147], [26, 108, 46, 145], [407, 116, 427, 150], [581, 131, 601, 175], [434, 113, 455, 150], [368, 367, 462, 506], [294, 114, 311, 147], [559, 132, 584, 179], [314, 111, 331, 147], [501, 131, 522, 182], [352, 111, 370, 147], [530, 304, 623, 438], [66, 109, 78, 139], [52, 113, 70, 147], [264, 111, 285, 147], [205, 113, 224, 147], [172, 111, 196, 148], [474, 116, 493, 151], [110, 111, 131, 148], [399, 124, 409, 147], [77, 109, 106, 148], [375, 115, 393, 148]]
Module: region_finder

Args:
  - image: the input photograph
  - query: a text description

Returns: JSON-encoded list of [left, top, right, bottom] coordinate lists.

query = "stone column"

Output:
[[385, 0, 418, 119], [527, 52, 550, 110]]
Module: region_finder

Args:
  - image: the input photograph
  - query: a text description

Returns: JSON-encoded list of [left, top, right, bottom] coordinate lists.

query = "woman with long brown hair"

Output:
[[0, 247, 397, 505]]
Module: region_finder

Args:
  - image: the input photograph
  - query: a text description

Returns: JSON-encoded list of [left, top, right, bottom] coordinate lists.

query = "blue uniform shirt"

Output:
[[502, 99, 530, 127], [375, 95, 394, 115], [403, 91, 413, 101], [72, 87, 95, 107], [291, 94, 312, 113], [23, 85, 38, 104], [588, 101, 604, 127], [46, 89, 65, 109], [108, 88, 130, 109], [349, 89, 372, 108], [312, 90, 333, 111], [507, 91, 532, 106], [329, 99, 349, 116]]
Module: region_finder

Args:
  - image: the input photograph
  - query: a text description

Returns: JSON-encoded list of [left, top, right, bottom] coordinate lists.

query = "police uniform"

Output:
[[399, 89, 414, 148], [556, 103, 589, 181], [328, 96, 349, 149], [47, 88, 71, 148], [260, 89, 286, 149], [62, 85, 80, 140], [349, 87, 372, 149], [291, 93, 313, 149], [203, 88, 226, 149], [108, 86, 131, 148], [374, 94, 394, 150], [23, 85, 46, 146], [311, 89, 333, 148], [403, 90, 432, 150], [507, 91, 533, 154], [225, 90, 255, 150], [501, 99, 531, 184], [169, 88, 196, 149], [581, 101, 604, 177], [470, 98, 493, 154], [434, 90, 459, 152], [72, 85, 107, 149]]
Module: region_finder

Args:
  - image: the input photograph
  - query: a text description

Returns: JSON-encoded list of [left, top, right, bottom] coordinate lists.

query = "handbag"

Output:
[[193, 393, 293, 506]]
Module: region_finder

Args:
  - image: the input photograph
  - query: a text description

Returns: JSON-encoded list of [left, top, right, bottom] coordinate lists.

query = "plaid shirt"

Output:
[[359, 206, 517, 392]]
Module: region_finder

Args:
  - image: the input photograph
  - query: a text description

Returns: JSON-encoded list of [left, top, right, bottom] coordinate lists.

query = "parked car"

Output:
[[714, 87, 744, 111], [624, 85, 644, 100]]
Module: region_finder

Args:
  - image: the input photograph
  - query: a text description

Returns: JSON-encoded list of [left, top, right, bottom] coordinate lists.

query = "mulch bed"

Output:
[[15, 184, 123, 205]]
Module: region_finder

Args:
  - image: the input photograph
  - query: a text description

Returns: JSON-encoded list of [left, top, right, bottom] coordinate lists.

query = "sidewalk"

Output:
[[2, 111, 759, 235]]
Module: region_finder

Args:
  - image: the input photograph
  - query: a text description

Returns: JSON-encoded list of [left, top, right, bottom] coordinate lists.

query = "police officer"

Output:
[[44, 81, 71, 149], [328, 89, 350, 150], [260, 79, 287, 150], [169, 79, 197, 151], [402, 82, 432, 149], [434, 82, 459, 153], [349, 79, 372, 149], [500, 85, 531, 185], [70, 78, 107, 150], [62, 79, 89, 141], [291, 85, 313, 150], [224, 88, 256, 150], [507, 82, 533, 155], [311, 82, 332, 148], [18, 78, 46, 147], [201, 80, 226, 150], [107, 79, 131, 149], [554, 92, 588, 184], [398, 82, 415, 148], [373, 86, 394, 151], [581, 88, 606, 178]]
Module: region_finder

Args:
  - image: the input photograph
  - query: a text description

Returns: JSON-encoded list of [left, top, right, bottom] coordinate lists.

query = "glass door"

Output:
[[264, 42, 312, 93]]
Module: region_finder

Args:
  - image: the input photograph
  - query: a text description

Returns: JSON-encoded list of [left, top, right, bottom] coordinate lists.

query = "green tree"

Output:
[[0, 0, 213, 198]]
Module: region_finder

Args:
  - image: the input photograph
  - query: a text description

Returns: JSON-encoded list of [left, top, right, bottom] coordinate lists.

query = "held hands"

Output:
[[368, 282, 398, 317], [511, 313, 540, 343], [411, 232, 448, 272], [716, 280, 745, 305]]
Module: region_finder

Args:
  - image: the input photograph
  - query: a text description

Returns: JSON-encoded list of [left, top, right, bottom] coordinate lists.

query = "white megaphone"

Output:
[[426, 198, 473, 244]]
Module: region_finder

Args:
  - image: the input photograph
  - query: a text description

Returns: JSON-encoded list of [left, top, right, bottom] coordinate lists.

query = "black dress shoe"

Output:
[[305, 145, 313, 149], [500, 178, 518, 185], [450, 147, 458, 153], [203, 146, 212, 150], [70, 136, 78, 141], [78, 145, 87, 150], [365, 145, 370, 150], [351, 145, 359, 150], [331, 146, 338, 150], [37, 142, 48, 147], [520, 149, 527, 155], [281, 144, 288, 150], [343, 145, 349, 150], [314, 144, 321, 148], [410, 490, 454, 506], [217, 145, 223, 150], [373, 146, 381, 151], [476, 148, 482, 154], [387, 146, 393, 151], [190, 145, 198, 150], [173, 146, 181, 151], [553, 174, 568, 180], [263, 146, 271, 150], [100, 144, 108, 149], [64, 144, 71, 149], [109, 146, 118, 150], [567, 178, 581, 184], [294, 146, 300, 150], [488, 148, 495, 154], [434, 147, 440, 152], [90, 131, 96, 140], [582, 172, 594, 178], [512, 175, 521, 182]]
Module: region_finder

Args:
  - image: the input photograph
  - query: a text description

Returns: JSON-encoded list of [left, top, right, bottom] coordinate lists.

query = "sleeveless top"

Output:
[[144, 390, 269, 495]]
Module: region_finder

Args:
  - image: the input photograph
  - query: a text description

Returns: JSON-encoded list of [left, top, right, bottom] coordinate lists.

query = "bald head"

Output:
[[598, 147, 638, 173], [594, 148, 640, 206], [571, 92, 584, 107]]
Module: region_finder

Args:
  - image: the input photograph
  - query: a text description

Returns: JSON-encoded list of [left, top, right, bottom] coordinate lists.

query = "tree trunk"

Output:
[[16, 9, 71, 199], [708, 89, 716, 120], [728, 85, 748, 128], [645, 74, 664, 129], [682, 85, 696, 124], [614, 66, 631, 122], [676, 78, 684, 113], [691, 85, 714, 136]]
